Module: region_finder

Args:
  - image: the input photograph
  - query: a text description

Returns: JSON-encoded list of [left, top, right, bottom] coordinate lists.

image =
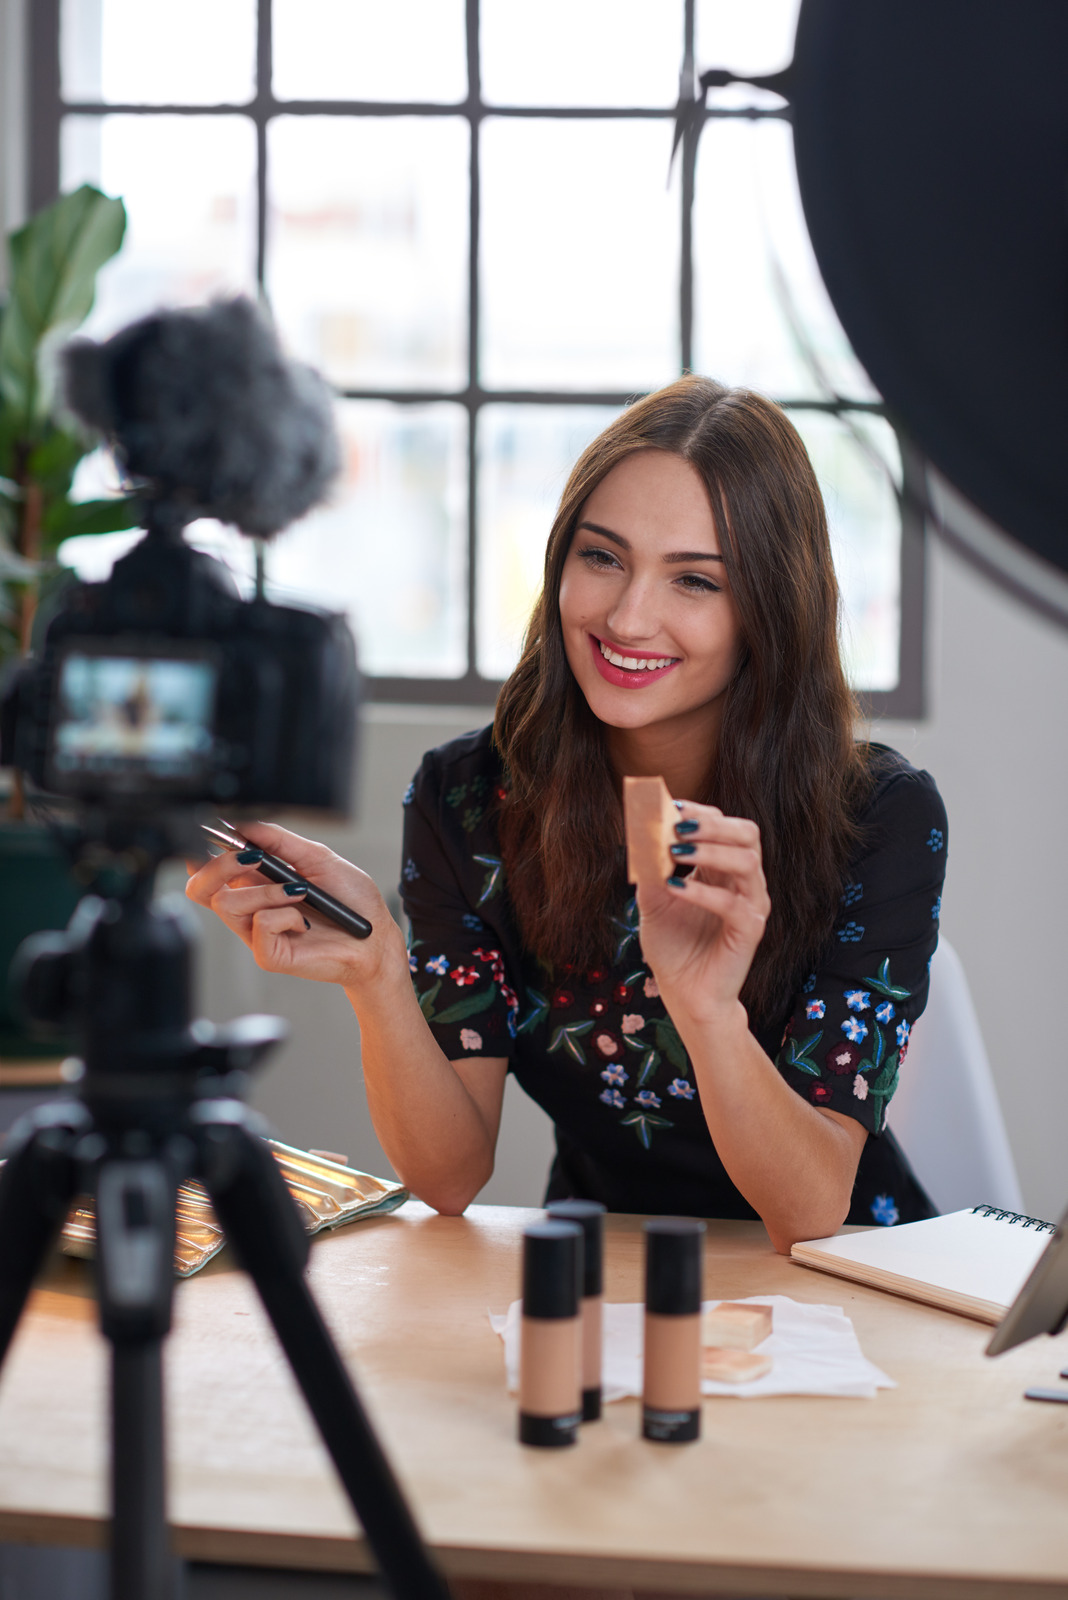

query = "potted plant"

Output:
[[0, 183, 137, 1063]]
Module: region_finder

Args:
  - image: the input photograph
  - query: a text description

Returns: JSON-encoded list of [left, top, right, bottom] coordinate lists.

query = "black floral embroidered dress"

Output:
[[399, 725, 948, 1228]]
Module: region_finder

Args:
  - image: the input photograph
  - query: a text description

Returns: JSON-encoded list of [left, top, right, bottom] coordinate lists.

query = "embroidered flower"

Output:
[[601, 1064, 628, 1086], [841, 1016, 868, 1043], [613, 982, 630, 1005], [837, 921, 864, 944], [805, 999, 826, 1020], [896, 1019, 911, 1048], [871, 1194, 899, 1227], [425, 954, 449, 976], [402, 780, 415, 805], [589, 998, 609, 1018], [809, 1081, 834, 1105], [599, 1087, 625, 1109], [926, 828, 944, 851], [472, 947, 500, 964], [461, 913, 484, 932], [667, 1078, 695, 1099], [875, 1001, 895, 1024], [899, 1037, 910, 1065], [634, 1089, 661, 1110], [408, 951, 418, 974], [551, 989, 575, 1010], [495, 784, 508, 802], [586, 967, 608, 984], [845, 989, 871, 1013], [500, 983, 519, 1011], [621, 1014, 645, 1035], [592, 1030, 623, 1061], [643, 975, 659, 1000], [931, 895, 942, 920], [459, 1028, 483, 1051], [840, 882, 863, 908], [491, 961, 506, 983], [451, 966, 479, 987], [853, 1073, 869, 1101], [826, 1041, 860, 1075], [802, 972, 817, 994], [402, 858, 419, 883], [445, 783, 468, 807]]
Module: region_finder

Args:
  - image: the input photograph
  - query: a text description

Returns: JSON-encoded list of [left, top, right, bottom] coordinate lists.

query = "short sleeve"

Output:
[[399, 751, 519, 1062], [775, 764, 948, 1135]]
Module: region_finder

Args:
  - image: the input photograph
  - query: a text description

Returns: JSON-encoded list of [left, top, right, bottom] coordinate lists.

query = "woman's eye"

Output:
[[577, 546, 620, 570], [677, 573, 722, 594]]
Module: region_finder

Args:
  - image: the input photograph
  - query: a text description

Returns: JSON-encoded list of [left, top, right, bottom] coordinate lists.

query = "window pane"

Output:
[[60, 115, 258, 336], [266, 402, 468, 679], [477, 404, 621, 679], [272, 0, 467, 102], [695, 0, 799, 79], [61, 0, 256, 105], [693, 118, 876, 400], [481, 0, 683, 108], [791, 411, 901, 692], [481, 120, 679, 390], [268, 117, 468, 391]]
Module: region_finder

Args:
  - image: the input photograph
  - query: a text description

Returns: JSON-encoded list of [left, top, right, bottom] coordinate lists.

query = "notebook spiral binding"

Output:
[[972, 1204, 1055, 1234]]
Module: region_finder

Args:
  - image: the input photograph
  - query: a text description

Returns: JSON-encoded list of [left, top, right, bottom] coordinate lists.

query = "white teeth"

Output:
[[599, 642, 675, 671]]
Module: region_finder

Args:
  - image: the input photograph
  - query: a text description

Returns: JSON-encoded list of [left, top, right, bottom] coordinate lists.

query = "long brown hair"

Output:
[[493, 375, 871, 1023]]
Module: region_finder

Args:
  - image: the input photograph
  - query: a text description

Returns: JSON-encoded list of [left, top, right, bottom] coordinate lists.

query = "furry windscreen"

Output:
[[63, 298, 341, 539]]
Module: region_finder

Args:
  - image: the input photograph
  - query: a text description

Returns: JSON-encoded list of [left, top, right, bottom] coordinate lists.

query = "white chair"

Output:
[[886, 939, 1024, 1214]]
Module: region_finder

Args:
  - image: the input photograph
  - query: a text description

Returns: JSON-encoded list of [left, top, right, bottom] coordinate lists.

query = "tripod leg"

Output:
[[196, 1111, 450, 1600], [0, 1101, 87, 1368], [112, 1343, 169, 1600]]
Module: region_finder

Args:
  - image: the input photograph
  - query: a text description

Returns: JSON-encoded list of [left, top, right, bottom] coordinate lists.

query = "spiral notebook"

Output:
[[790, 1206, 1056, 1324]]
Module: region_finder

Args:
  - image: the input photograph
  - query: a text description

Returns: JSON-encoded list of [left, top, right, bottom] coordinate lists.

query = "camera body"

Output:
[[3, 523, 358, 813]]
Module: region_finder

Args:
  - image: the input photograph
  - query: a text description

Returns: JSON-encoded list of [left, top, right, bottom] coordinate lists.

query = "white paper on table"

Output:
[[489, 1294, 895, 1399]]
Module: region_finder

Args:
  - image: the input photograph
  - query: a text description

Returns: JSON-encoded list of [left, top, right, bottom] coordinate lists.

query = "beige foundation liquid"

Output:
[[546, 1199, 606, 1421], [518, 1221, 583, 1447], [642, 1217, 705, 1443]]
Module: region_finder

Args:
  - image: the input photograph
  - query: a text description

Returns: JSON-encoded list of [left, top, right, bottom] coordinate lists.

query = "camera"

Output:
[[1, 297, 358, 817]]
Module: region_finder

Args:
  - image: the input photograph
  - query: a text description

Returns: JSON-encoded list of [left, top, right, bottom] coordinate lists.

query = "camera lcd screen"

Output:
[[50, 648, 218, 790]]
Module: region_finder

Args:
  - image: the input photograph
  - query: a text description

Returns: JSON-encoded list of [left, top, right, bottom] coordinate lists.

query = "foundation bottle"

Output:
[[642, 1217, 705, 1443], [546, 1199, 606, 1421], [518, 1221, 583, 1447]]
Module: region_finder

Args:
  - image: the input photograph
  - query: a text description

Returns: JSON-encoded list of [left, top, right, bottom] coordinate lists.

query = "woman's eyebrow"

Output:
[[576, 520, 724, 564]]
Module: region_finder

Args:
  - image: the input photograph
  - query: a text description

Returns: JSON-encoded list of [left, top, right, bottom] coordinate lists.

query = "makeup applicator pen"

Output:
[[201, 822, 373, 940]]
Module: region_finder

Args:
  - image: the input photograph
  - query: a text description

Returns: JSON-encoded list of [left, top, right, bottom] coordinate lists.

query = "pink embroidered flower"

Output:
[[499, 983, 519, 1011], [825, 1041, 860, 1076], [620, 1014, 645, 1035], [853, 1073, 869, 1101], [643, 976, 659, 1000], [451, 966, 479, 987], [591, 1030, 623, 1061], [459, 1028, 483, 1051]]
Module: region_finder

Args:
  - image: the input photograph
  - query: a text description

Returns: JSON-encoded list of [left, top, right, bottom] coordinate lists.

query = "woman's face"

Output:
[[558, 449, 743, 751]]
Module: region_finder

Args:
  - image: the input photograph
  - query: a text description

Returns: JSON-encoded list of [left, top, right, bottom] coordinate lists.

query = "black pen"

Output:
[[201, 822, 373, 940]]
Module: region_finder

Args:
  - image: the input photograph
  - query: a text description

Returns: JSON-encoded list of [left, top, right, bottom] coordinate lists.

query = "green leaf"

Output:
[[26, 426, 87, 495], [416, 979, 441, 1019], [0, 185, 127, 427], [473, 853, 502, 905], [783, 1029, 823, 1073], [654, 1017, 688, 1074], [548, 1020, 593, 1064], [623, 967, 647, 986], [620, 1110, 673, 1150], [864, 958, 911, 1002], [433, 987, 497, 1026], [622, 1034, 648, 1053], [637, 1049, 661, 1087], [41, 494, 140, 545], [516, 986, 548, 1035]]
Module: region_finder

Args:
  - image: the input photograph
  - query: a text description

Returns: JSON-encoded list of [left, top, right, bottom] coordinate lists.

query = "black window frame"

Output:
[[28, 0, 925, 716]]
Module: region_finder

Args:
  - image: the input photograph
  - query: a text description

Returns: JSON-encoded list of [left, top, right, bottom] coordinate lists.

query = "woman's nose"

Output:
[[606, 578, 660, 642]]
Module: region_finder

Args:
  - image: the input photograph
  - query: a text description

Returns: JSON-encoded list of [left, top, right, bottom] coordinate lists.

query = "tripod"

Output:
[[0, 853, 451, 1600]]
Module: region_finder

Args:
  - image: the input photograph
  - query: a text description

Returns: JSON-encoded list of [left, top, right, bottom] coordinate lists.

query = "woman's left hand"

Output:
[[635, 802, 771, 1022]]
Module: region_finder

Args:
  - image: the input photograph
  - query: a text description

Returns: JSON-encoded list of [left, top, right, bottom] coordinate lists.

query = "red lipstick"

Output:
[[588, 633, 680, 689]]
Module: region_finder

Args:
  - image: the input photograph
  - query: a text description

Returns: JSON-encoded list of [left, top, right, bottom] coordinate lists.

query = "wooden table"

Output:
[[1, 1202, 1068, 1599]]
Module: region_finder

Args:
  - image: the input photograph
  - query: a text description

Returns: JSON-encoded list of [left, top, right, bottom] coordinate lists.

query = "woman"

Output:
[[187, 376, 946, 1253]]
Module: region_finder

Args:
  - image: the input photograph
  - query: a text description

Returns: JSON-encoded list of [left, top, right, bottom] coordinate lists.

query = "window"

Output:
[[29, 0, 924, 713]]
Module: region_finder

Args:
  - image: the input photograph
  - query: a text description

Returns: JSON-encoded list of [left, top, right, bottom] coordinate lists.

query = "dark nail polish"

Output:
[[667, 874, 689, 889], [303, 917, 311, 931], [673, 799, 684, 811], [283, 881, 309, 896], [670, 842, 696, 857], [674, 819, 699, 836], [236, 847, 264, 864]]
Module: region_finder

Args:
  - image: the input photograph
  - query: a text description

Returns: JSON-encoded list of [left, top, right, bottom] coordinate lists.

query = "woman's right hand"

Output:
[[185, 821, 405, 989]]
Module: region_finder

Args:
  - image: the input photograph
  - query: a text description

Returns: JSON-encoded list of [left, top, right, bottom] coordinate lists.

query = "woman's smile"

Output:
[[589, 632, 681, 687]]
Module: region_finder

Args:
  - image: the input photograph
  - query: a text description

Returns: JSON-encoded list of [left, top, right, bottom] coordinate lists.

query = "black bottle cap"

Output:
[[546, 1200, 605, 1297], [522, 1221, 583, 1320], [643, 1217, 705, 1316]]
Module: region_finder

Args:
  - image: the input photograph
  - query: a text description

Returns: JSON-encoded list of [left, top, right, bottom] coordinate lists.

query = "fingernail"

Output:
[[670, 842, 696, 857], [283, 881, 308, 897], [236, 848, 264, 864], [673, 799, 684, 811], [303, 916, 311, 931], [667, 874, 689, 888], [675, 819, 699, 836]]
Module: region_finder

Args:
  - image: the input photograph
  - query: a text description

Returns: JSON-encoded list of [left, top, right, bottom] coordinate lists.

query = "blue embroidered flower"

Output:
[[896, 1019, 911, 1047], [402, 780, 415, 805], [667, 1078, 695, 1099], [461, 913, 485, 932], [805, 999, 826, 1020], [841, 1016, 868, 1043], [425, 954, 450, 976], [634, 1089, 662, 1109], [926, 828, 944, 851], [840, 882, 863, 908], [402, 858, 419, 883], [599, 1087, 625, 1109], [931, 895, 942, 920], [837, 921, 864, 944], [844, 989, 871, 1013], [802, 972, 817, 994], [601, 1064, 628, 1087], [408, 951, 418, 974], [875, 1001, 895, 1024], [871, 1194, 899, 1226]]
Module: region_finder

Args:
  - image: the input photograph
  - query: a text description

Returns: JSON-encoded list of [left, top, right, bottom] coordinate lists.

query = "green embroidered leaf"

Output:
[[620, 1110, 673, 1150], [637, 1049, 661, 1087], [623, 967, 648, 986], [864, 958, 912, 1001], [433, 986, 497, 1025], [654, 1017, 688, 1074], [474, 854, 502, 904], [548, 1020, 594, 1064], [416, 980, 441, 1019], [517, 987, 549, 1035], [622, 1034, 648, 1053], [868, 1051, 900, 1102], [871, 1024, 885, 1070], [783, 1030, 823, 1074]]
